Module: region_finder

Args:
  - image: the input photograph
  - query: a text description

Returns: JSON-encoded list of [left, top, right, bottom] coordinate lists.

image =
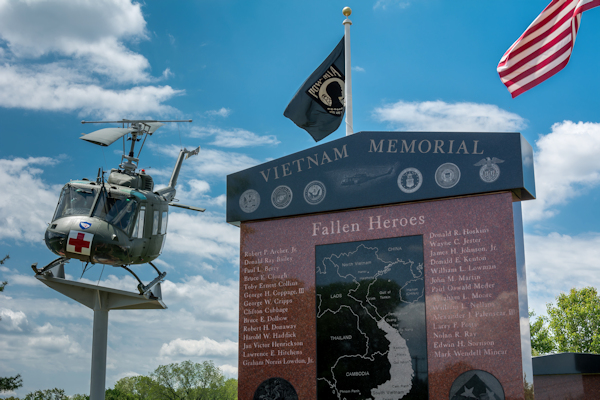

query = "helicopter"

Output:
[[32, 119, 204, 298]]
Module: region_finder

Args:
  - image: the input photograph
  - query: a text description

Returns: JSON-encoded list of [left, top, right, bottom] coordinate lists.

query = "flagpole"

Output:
[[343, 7, 353, 136]]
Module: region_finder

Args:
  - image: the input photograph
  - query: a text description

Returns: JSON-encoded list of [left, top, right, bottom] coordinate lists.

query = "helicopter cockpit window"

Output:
[[160, 211, 168, 235], [52, 185, 96, 221], [132, 206, 145, 239], [92, 191, 138, 233], [152, 211, 159, 235]]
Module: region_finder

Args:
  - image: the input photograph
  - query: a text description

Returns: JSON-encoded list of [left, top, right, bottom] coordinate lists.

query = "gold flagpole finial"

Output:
[[342, 7, 352, 17]]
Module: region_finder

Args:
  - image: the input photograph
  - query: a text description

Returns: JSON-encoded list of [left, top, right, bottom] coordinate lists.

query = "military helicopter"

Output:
[[32, 119, 203, 297]]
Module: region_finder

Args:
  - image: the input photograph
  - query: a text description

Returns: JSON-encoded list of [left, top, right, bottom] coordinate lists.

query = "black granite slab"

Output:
[[533, 353, 600, 375], [227, 131, 535, 225]]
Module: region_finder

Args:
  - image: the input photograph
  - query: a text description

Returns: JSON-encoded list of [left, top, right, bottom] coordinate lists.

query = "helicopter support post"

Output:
[[35, 264, 166, 400]]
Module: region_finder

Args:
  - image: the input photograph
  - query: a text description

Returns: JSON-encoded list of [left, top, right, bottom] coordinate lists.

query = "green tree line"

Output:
[[0, 361, 236, 400], [530, 286, 600, 355]]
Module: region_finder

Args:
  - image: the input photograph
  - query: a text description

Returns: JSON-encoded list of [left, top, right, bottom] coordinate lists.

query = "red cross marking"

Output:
[[69, 232, 91, 253]]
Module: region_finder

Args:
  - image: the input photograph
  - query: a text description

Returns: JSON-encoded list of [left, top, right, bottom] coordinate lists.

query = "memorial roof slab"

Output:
[[227, 131, 535, 225]]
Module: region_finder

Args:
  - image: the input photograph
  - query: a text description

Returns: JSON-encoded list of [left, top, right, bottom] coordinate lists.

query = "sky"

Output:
[[2, 0, 600, 396]]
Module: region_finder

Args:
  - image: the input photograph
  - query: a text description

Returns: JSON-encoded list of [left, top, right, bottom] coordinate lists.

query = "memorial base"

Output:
[[238, 192, 532, 400]]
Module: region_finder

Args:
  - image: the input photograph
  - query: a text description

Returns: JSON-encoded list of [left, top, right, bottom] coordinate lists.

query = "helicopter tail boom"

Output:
[[155, 146, 200, 202]]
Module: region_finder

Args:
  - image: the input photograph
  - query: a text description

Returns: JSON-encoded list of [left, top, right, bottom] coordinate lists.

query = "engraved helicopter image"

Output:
[[341, 166, 394, 186], [32, 119, 204, 297]]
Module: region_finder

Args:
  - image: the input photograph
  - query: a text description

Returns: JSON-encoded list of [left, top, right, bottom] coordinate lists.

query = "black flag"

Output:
[[284, 37, 345, 142]]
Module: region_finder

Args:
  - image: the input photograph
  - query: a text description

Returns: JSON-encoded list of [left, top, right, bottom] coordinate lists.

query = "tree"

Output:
[[546, 286, 600, 353], [0, 254, 9, 294], [107, 375, 156, 400], [0, 375, 23, 393], [151, 360, 232, 400], [529, 310, 554, 355], [23, 388, 67, 400], [1, 255, 10, 324], [105, 361, 236, 400], [219, 379, 237, 400], [0, 255, 22, 398]]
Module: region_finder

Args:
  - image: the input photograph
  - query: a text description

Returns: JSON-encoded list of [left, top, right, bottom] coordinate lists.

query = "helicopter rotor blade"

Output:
[[144, 122, 164, 134], [168, 203, 206, 212], [80, 127, 135, 147]]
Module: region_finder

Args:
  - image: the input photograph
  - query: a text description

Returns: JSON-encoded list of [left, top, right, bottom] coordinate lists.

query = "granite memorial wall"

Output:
[[227, 131, 536, 400]]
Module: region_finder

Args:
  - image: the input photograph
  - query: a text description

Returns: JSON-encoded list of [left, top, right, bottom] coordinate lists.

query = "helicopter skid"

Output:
[[31, 257, 69, 277], [138, 271, 167, 299], [119, 264, 166, 299]]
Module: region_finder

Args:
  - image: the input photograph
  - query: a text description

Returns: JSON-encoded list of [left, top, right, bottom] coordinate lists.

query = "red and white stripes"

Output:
[[497, 0, 600, 98]]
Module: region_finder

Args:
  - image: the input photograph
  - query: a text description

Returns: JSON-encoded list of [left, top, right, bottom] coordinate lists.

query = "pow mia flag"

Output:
[[284, 37, 345, 142]]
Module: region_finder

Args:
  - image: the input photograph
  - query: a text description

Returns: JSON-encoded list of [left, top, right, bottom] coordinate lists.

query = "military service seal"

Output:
[[474, 157, 504, 183], [397, 167, 423, 193], [304, 180, 326, 205], [435, 163, 461, 189], [271, 185, 293, 209], [239, 189, 260, 213]]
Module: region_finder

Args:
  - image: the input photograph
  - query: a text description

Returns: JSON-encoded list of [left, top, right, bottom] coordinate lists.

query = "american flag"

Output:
[[497, 0, 600, 98]]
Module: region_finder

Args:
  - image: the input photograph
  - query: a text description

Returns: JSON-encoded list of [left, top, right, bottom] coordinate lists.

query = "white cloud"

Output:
[[352, 66, 365, 72], [29, 323, 84, 355], [218, 364, 238, 377], [206, 108, 232, 118], [373, 100, 527, 132], [181, 179, 210, 196], [0, 0, 184, 118], [159, 337, 237, 357], [168, 179, 227, 209], [0, 64, 183, 119], [0, 0, 149, 83], [525, 231, 600, 315], [190, 127, 280, 148], [523, 121, 600, 221], [162, 68, 174, 79], [153, 145, 263, 178], [0, 309, 29, 332], [374, 0, 410, 10], [165, 211, 240, 262], [161, 275, 238, 321], [0, 157, 61, 243]]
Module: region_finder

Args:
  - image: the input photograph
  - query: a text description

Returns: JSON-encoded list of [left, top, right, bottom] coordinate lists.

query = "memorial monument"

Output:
[[227, 131, 535, 399]]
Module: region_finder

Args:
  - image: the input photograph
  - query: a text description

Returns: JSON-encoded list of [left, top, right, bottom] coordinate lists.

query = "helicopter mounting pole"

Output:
[[35, 272, 166, 400]]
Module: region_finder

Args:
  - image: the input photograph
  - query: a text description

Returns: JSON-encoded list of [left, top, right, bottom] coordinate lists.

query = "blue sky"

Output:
[[2, 0, 600, 396]]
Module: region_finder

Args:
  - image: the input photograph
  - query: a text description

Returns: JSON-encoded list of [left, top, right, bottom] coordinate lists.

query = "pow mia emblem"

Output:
[[239, 189, 260, 213], [253, 377, 298, 400], [475, 157, 504, 183], [397, 168, 423, 193], [435, 163, 461, 189], [306, 64, 345, 116], [271, 185, 293, 209], [304, 180, 326, 205]]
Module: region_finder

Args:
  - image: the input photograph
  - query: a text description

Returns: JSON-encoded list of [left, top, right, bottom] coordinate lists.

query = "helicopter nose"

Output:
[[44, 229, 67, 256], [45, 217, 97, 261]]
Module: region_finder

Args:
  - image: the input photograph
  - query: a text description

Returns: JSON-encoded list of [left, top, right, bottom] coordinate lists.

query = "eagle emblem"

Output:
[[474, 157, 504, 183]]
